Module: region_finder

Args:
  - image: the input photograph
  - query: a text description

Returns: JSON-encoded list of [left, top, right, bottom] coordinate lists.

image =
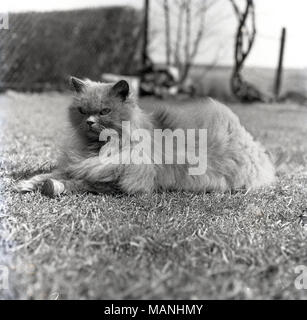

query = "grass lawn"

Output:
[[0, 92, 307, 299]]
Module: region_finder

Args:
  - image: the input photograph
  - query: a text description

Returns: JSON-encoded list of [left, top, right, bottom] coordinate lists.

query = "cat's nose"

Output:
[[86, 119, 95, 127]]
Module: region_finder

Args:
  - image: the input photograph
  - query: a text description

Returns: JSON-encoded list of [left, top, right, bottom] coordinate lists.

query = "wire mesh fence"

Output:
[[0, 7, 143, 92]]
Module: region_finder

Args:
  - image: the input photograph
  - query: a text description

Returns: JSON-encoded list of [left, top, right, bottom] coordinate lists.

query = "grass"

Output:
[[0, 91, 307, 299], [190, 65, 307, 102]]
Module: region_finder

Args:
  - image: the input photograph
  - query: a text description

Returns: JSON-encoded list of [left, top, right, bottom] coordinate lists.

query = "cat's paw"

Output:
[[14, 180, 37, 193], [41, 179, 65, 197]]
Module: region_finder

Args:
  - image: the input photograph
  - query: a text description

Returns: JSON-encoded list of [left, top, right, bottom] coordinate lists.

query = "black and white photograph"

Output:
[[0, 0, 307, 303]]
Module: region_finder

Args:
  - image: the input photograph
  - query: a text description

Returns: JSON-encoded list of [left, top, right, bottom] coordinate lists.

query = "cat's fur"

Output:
[[15, 77, 276, 196]]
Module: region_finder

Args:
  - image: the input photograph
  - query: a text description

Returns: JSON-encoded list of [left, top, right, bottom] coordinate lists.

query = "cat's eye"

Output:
[[78, 107, 86, 115], [100, 108, 111, 116]]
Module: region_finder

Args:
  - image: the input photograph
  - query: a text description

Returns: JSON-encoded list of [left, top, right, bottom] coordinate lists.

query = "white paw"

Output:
[[41, 179, 65, 197]]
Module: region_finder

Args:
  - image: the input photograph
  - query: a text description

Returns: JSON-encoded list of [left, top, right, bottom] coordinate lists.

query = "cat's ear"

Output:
[[110, 80, 129, 101], [70, 76, 87, 93]]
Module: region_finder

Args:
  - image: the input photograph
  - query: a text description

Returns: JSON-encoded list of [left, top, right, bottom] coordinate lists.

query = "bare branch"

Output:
[[163, 0, 172, 66], [184, 0, 191, 67], [174, 0, 185, 67], [230, 0, 265, 102], [229, 0, 240, 19], [159, 0, 220, 85]]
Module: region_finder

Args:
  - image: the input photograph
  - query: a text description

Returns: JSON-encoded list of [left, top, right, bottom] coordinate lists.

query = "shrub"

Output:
[[0, 7, 142, 91]]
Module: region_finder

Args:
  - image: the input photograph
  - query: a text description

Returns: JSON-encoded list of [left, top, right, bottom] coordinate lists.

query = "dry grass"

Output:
[[0, 92, 307, 299]]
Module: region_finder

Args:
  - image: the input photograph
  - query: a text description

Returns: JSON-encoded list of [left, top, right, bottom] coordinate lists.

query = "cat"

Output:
[[15, 77, 276, 197]]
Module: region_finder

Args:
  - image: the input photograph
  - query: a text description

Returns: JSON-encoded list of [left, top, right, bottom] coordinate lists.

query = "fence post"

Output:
[[274, 27, 286, 100]]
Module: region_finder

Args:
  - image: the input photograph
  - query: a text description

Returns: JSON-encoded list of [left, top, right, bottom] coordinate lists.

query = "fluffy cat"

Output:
[[15, 77, 276, 196]]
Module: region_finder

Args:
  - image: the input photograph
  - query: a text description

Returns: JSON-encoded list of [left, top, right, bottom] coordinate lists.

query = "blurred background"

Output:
[[0, 0, 306, 103]]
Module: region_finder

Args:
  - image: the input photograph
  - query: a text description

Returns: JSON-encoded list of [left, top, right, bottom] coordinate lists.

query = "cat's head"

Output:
[[68, 77, 135, 141]]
